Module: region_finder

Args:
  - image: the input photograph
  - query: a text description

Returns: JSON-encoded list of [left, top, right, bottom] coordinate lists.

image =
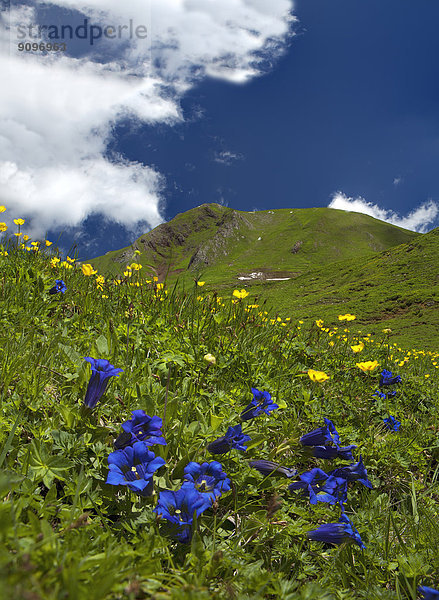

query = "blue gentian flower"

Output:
[[419, 586, 439, 599], [83, 357, 123, 409], [207, 424, 251, 455], [183, 461, 231, 501], [106, 442, 165, 497], [383, 415, 401, 431], [379, 369, 401, 387], [154, 483, 211, 543], [115, 410, 166, 449], [240, 388, 279, 421], [374, 389, 397, 399], [307, 444, 357, 461], [300, 418, 340, 447], [48, 279, 67, 295], [289, 468, 347, 505], [249, 460, 298, 478], [307, 513, 365, 548], [329, 456, 372, 488]]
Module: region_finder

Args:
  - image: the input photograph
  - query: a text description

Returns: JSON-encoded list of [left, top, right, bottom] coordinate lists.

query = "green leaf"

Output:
[[59, 343, 82, 365], [210, 414, 224, 431], [28, 440, 74, 488], [0, 469, 25, 499], [95, 334, 108, 355]]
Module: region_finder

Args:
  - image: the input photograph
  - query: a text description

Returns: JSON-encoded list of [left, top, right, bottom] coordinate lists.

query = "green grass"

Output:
[[1, 226, 439, 599], [87, 205, 419, 285], [85, 205, 439, 350]]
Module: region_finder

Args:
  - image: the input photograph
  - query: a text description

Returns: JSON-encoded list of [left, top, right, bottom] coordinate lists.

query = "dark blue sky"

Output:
[[51, 0, 439, 259]]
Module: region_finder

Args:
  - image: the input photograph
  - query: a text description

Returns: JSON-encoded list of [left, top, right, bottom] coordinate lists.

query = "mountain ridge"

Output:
[[88, 204, 419, 282]]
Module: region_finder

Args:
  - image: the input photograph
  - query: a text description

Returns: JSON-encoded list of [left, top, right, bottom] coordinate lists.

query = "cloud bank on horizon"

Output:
[[0, 0, 295, 238], [329, 192, 439, 233]]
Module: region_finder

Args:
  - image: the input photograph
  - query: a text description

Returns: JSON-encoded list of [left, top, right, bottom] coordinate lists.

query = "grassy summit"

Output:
[[89, 204, 418, 283]]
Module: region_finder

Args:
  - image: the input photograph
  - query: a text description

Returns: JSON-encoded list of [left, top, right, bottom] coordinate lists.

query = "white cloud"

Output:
[[328, 191, 439, 233], [0, 0, 295, 240], [213, 150, 244, 165]]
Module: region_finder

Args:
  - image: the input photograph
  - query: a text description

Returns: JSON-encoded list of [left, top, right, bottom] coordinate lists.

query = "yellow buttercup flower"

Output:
[[351, 342, 365, 353], [81, 263, 97, 276], [0, 206, 6, 213], [134, 250, 141, 255], [356, 360, 379, 372], [315, 319, 324, 328], [66, 256, 75, 263], [197, 281, 205, 287], [13, 218, 25, 226], [308, 369, 329, 383], [130, 263, 142, 271], [50, 257, 60, 267], [96, 275, 105, 285], [23, 235, 29, 241], [0, 223, 7, 232], [338, 314, 356, 321], [60, 261, 73, 269], [232, 289, 249, 299], [45, 240, 53, 246], [14, 232, 22, 237]]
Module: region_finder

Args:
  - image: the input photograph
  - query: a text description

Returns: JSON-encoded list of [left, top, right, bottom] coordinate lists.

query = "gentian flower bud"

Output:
[[307, 513, 365, 548], [83, 357, 123, 409], [249, 460, 297, 478], [300, 418, 340, 447], [419, 586, 439, 600]]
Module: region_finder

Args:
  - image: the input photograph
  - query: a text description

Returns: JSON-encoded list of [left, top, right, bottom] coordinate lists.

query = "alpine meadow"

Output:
[[1, 204, 439, 600]]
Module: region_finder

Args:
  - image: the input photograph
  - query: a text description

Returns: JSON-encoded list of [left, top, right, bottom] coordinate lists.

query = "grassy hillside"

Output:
[[87, 205, 419, 285], [218, 227, 439, 351], [85, 204, 439, 350], [1, 228, 439, 599]]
